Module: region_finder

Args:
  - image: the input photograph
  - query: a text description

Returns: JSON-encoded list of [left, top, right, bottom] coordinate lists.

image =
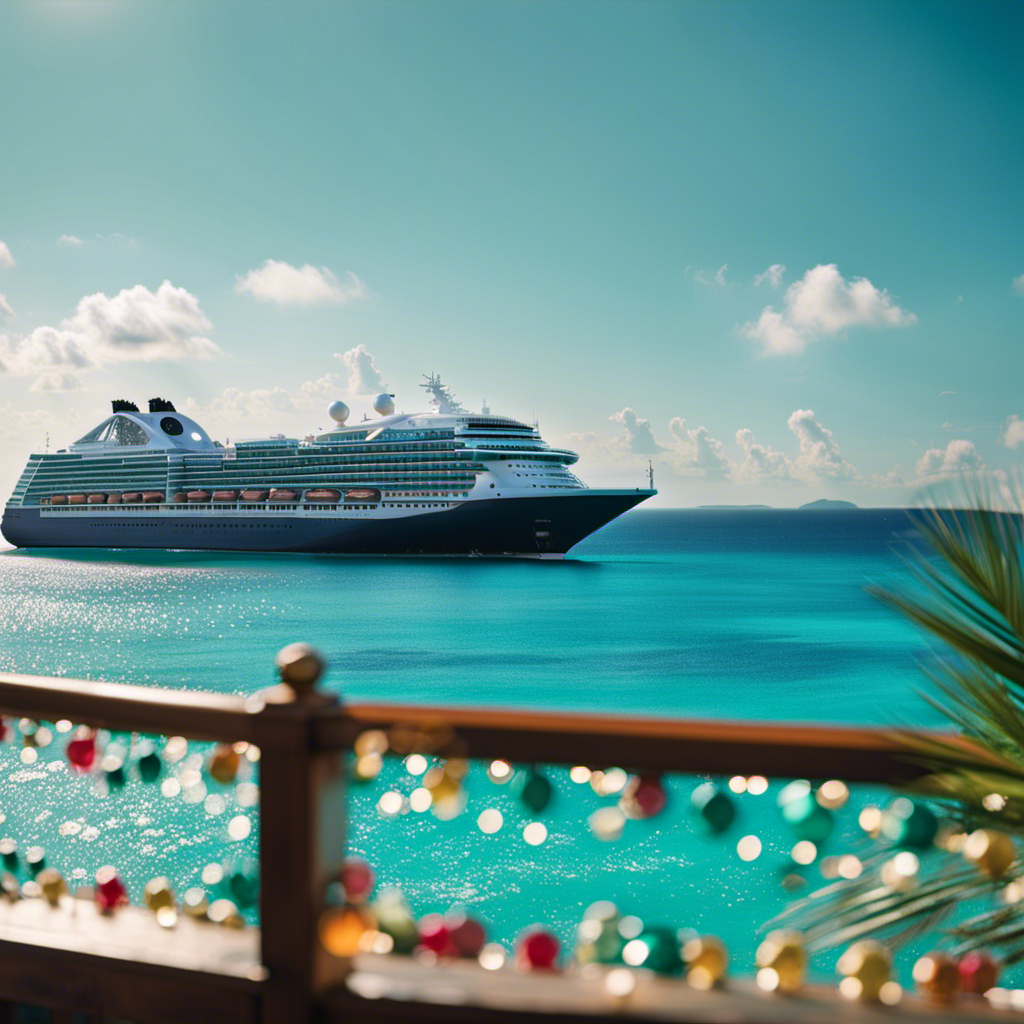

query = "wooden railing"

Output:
[[0, 649, 1004, 1024]]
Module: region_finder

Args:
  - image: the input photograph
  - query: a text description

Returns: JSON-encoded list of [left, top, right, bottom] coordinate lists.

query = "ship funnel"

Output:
[[111, 399, 140, 413], [148, 397, 176, 413], [373, 393, 395, 417], [328, 400, 350, 424]]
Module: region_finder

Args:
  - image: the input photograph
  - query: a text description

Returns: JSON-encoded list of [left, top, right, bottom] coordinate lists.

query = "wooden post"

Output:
[[254, 644, 346, 1024]]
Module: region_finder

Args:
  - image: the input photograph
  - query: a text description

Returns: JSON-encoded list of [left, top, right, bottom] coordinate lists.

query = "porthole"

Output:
[[160, 417, 183, 436]]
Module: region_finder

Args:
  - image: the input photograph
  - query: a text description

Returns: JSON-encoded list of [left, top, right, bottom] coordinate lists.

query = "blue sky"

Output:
[[1, 0, 1022, 505]]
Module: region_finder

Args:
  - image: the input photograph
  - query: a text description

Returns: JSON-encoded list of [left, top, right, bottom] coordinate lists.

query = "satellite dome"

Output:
[[373, 393, 395, 417], [328, 400, 350, 424]]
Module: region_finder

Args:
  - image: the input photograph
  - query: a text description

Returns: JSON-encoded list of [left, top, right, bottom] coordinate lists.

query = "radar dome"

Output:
[[328, 400, 350, 424], [373, 393, 395, 417]]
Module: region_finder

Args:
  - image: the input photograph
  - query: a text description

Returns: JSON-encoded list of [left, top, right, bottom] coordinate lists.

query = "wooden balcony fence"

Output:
[[0, 647, 1011, 1024]]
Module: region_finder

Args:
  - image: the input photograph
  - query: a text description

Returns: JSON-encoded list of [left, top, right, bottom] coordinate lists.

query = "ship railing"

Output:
[[0, 648, 997, 1024]]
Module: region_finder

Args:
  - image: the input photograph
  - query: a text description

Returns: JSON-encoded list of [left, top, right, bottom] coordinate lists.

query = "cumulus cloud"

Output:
[[754, 264, 785, 288], [915, 439, 984, 478], [733, 428, 793, 483], [787, 409, 858, 481], [1002, 415, 1024, 450], [299, 372, 346, 402], [204, 386, 297, 419], [0, 281, 221, 386], [57, 235, 83, 248], [1014, 274, 1024, 296], [692, 264, 727, 288], [666, 418, 730, 478], [30, 370, 84, 393], [0, 242, 14, 269], [235, 259, 366, 306], [609, 407, 662, 454], [0, 295, 12, 319], [743, 263, 916, 355], [335, 345, 386, 394]]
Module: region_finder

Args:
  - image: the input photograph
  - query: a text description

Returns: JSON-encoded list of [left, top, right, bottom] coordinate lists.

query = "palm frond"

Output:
[[784, 476, 1024, 954]]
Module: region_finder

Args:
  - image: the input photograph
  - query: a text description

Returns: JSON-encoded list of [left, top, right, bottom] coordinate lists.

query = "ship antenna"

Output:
[[420, 373, 465, 414], [648, 459, 654, 489]]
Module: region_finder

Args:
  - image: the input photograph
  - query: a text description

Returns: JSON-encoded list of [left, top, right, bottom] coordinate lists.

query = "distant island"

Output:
[[696, 504, 773, 510], [798, 498, 859, 510]]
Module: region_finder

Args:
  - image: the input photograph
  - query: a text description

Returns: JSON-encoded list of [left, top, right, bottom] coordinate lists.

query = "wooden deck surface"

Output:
[[335, 952, 1020, 1024], [0, 894, 262, 978]]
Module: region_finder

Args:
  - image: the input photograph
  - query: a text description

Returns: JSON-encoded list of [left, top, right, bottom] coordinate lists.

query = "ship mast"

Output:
[[420, 373, 466, 414]]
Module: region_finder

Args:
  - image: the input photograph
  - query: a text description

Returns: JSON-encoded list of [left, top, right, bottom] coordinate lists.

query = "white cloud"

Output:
[[203, 386, 297, 419], [787, 409, 858, 481], [235, 259, 366, 306], [733, 428, 793, 483], [743, 263, 916, 355], [0, 281, 221, 386], [609, 407, 662, 454], [692, 264, 727, 288], [1014, 274, 1024, 296], [0, 295, 12, 319], [335, 345, 386, 394], [30, 371, 84, 393], [0, 242, 14, 269], [915, 439, 983, 478], [57, 235, 83, 248], [871, 468, 905, 488], [754, 264, 785, 288], [666, 418, 730, 478], [299, 372, 346, 402], [1002, 415, 1024, 450]]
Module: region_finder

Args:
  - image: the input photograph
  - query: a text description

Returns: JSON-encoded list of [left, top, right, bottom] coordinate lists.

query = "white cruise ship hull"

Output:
[[1, 491, 653, 557]]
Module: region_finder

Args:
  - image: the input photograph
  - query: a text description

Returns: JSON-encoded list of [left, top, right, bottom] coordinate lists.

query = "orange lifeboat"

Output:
[[141, 491, 164, 504], [122, 492, 142, 504], [171, 492, 188, 503], [187, 490, 211, 503], [269, 488, 299, 502], [304, 488, 341, 503], [87, 493, 107, 504], [51, 495, 68, 506], [345, 488, 381, 502], [106, 494, 122, 505], [68, 494, 86, 505], [240, 489, 268, 502], [212, 490, 238, 502]]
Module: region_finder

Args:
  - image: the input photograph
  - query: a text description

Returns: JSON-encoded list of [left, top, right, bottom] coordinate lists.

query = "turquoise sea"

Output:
[[0, 509, 968, 982], [0, 508, 934, 723]]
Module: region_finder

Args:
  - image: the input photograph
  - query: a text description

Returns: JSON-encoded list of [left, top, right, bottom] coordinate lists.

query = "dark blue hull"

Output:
[[1, 492, 653, 556]]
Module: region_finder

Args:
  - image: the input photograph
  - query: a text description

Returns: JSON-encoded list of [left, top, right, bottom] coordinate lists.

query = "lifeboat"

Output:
[[240, 489, 268, 502], [304, 488, 341, 503], [171, 492, 188, 503], [87, 494, 107, 504], [187, 490, 211, 503], [345, 488, 381, 502], [122, 492, 142, 503], [212, 490, 238, 502], [51, 495, 68, 506], [68, 494, 86, 505], [268, 488, 299, 502], [106, 494, 122, 505], [141, 491, 164, 504]]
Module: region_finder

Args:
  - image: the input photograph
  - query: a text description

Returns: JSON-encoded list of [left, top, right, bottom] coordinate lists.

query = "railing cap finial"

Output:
[[275, 643, 326, 696]]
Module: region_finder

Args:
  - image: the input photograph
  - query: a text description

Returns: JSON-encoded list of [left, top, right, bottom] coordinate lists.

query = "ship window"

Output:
[[160, 417, 184, 436]]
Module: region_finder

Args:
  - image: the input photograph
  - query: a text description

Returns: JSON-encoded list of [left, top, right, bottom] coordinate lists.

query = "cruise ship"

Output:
[[1, 377, 655, 556]]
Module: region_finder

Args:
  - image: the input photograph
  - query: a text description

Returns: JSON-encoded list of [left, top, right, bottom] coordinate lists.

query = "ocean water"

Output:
[[0, 509, 936, 725], [0, 509, 964, 980]]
